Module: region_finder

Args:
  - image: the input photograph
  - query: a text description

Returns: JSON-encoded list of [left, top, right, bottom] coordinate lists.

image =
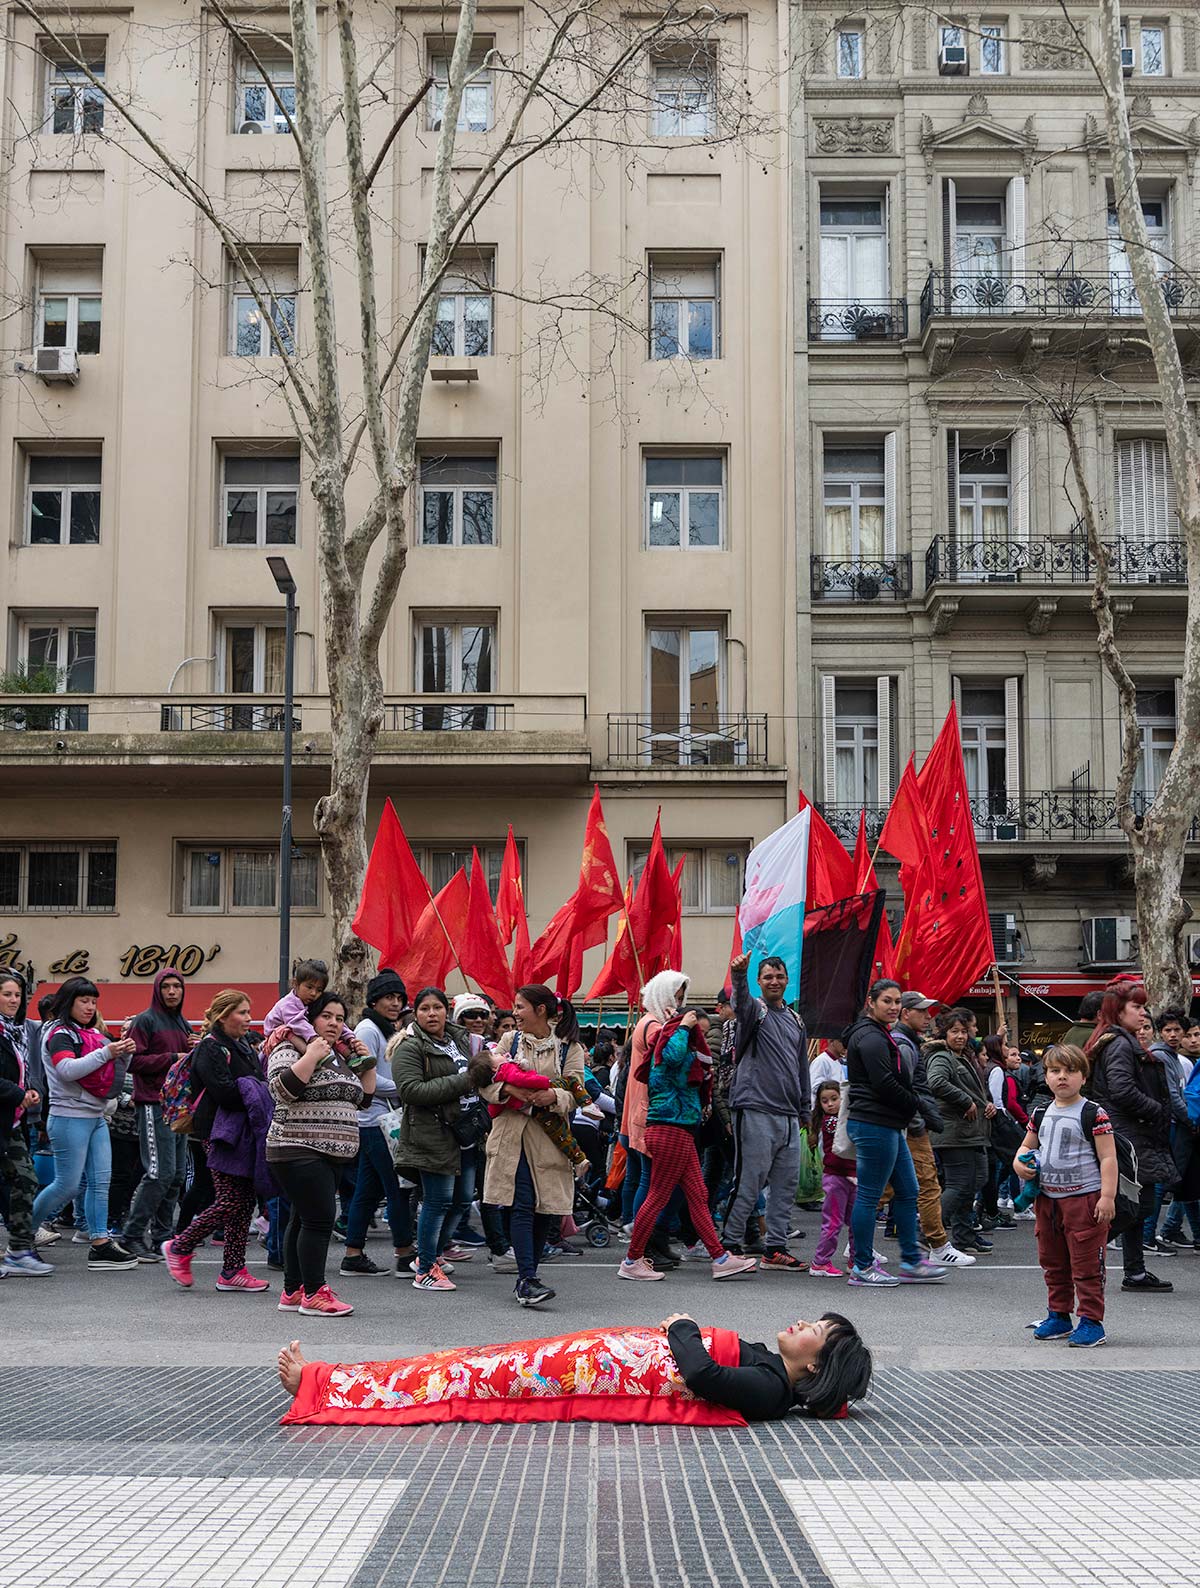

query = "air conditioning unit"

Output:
[[854, 313, 892, 339], [939, 44, 969, 75], [1081, 915, 1136, 965], [238, 119, 266, 134], [990, 820, 1020, 842], [34, 346, 79, 383], [1187, 932, 1200, 970], [990, 911, 1023, 963], [1121, 47, 1135, 76]]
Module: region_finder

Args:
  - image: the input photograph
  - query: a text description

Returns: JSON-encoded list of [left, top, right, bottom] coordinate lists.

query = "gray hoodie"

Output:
[[729, 968, 810, 1122]]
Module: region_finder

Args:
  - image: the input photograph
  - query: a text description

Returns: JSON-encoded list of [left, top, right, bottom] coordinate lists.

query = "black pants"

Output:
[[1122, 1180, 1159, 1278], [272, 1154, 339, 1296], [177, 1138, 214, 1230], [107, 1134, 143, 1230], [940, 1146, 988, 1247]]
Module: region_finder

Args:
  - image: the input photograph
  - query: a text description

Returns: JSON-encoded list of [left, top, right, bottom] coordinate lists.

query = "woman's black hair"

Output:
[[307, 991, 347, 1024], [982, 1032, 1007, 1066], [515, 983, 579, 1044], [935, 1007, 971, 1039], [50, 976, 101, 1026], [801, 1313, 873, 1420], [866, 978, 901, 1004], [814, 1079, 842, 1107], [413, 986, 450, 1013], [0, 969, 29, 1025]]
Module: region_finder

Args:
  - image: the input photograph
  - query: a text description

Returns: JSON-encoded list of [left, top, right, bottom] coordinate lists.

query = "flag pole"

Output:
[[422, 871, 472, 990], [990, 962, 1007, 1036]]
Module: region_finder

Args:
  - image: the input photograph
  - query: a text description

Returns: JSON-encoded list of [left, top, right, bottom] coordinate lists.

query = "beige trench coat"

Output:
[[480, 1031, 587, 1216]]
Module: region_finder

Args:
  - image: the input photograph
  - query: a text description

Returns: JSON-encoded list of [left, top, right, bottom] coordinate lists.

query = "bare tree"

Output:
[[11, 0, 766, 1006]]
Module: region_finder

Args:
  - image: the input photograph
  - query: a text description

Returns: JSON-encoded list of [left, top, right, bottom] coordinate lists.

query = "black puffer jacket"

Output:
[[891, 1023, 943, 1135], [1088, 1025, 1176, 1184], [846, 1015, 915, 1131]]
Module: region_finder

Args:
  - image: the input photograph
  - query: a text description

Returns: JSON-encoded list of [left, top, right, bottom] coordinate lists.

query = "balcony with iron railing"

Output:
[[820, 791, 1200, 848], [811, 555, 912, 604], [808, 299, 909, 343], [606, 713, 770, 769], [925, 534, 1185, 589], [920, 267, 1200, 330]]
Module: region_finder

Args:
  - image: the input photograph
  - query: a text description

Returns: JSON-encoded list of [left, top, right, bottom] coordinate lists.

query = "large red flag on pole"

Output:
[[495, 825, 532, 989], [526, 787, 624, 996], [395, 868, 471, 993], [352, 799, 433, 966], [797, 790, 858, 907], [459, 849, 516, 1007], [853, 810, 897, 979], [585, 816, 675, 1001]]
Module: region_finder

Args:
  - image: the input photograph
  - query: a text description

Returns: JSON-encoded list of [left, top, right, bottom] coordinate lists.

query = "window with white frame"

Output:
[[17, 617, 95, 728], [27, 455, 101, 545], [428, 48, 493, 132], [956, 439, 1010, 544], [1134, 684, 1175, 801], [954, 676, 1022, 830], [1115, 438, 1178, 544], [419, 454, 497, 546], [1140, 22, 1166, 75], [628, 842, 747, 914], [235, 47, 295, 133], [44, 42, 105, 134], [834, 681, 879, 806], [179, 843, 319, 913], [1107, 196, 1169, 315], [220, 622, 286, 694], [416, 618, 495, 693], [818, 194, 888, 317], [823, 444, 885, 560], [940, 22, 964, 53], [650, 46, 715, 137], [980, 22, 1006, 73], [430, 249, 494, 357], [222, 454, 299, 545], [646, 624, 724, 765], [421, 841, 521, 899], [836, 28, 864, 78], [645, 454, 723, 548], [37, 256, 101, 354], [0, 841, 115, 913], [231, 257, 297, 357], [649, 254, 719, 360]]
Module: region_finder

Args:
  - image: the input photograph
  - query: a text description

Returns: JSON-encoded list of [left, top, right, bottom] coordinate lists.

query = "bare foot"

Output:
[[278, 1339, 308, 1396]]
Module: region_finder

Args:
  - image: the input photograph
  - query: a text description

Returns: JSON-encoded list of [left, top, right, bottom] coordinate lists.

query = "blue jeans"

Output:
[[266, 1195, 291, 1264], [847, 1119, 921, 1268], [416, 1168, 457, 1273], [32, 1114, 113, 1239], [1162, 1196, 1200, 1241], [511, 1150, 551, 1283], [446, 1149, 478, 1246], [346, 1127, 414, 1251]]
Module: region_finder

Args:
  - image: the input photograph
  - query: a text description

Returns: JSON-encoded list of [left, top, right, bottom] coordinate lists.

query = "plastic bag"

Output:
[[795, 1131, 824, 1203]]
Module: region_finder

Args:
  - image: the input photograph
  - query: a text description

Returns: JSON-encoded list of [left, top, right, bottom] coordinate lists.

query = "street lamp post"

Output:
[[267, 556, 297, 996]]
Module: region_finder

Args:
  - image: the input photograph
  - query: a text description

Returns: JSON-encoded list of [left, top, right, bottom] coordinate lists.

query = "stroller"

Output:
[[572, 1175, 619, 1248]]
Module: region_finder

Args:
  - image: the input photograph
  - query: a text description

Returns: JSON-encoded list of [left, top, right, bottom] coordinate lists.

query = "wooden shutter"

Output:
[[1117, 439, 1176, 543], [1115, 440, 1138, 539], [942, 176, 957, 296], [952, 673, 963, 722], [883, 431, 897, 557], [1004, 676, 1022, 804], [1010, 427, 1030, 542], [1005, 175, 1026, 273], [821, 674, 838, 805], [947, 428, 960, 536], [876, 675, 892, 803], [1148, 439, 1178, 540]]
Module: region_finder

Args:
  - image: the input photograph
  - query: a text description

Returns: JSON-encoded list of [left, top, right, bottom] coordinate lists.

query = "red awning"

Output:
[[965, 970, 1198, 1002], [33, 982, 281, 1023]]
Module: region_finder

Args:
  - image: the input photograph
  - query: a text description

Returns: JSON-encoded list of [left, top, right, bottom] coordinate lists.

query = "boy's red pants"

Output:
[[1034, 1190, 1107, 1322]]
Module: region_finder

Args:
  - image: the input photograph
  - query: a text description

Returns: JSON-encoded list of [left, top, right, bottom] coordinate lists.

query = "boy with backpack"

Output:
[[1013, 1043, 1118, 1349]]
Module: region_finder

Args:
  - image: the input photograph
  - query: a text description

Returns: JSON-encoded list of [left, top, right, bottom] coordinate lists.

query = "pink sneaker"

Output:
[[712, 1252, 757, 1280], [809, 1262, 845, 1278], [215, 1267, 270, 1292], [162, 1238, 193, 1289], [278, 1287, 303, 1311], [299, 1284, 354, 1316], [617, 1256, 664, 1281], [412, 1262, 456, 1292], [440, 1244, 474, 1263]]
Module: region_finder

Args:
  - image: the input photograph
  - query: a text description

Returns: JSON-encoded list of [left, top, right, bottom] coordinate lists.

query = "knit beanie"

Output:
[[366, 968, 407, 1007]]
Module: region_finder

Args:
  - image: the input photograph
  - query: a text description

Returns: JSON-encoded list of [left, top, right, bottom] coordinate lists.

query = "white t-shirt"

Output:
[[1037, 1098, 1112, 1200], [809, 1052, 846, 1089]]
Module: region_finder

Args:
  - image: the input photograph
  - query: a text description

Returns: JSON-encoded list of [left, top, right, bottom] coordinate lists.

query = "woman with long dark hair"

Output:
[[1085, 981, 1175, 1293], [0, 971, 54, 1276], [341, 969, 414, 1276], [31, 977, 138, 1270]]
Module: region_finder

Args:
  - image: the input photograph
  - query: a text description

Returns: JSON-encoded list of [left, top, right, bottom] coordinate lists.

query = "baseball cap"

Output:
[[900, 991, 938, 1011]]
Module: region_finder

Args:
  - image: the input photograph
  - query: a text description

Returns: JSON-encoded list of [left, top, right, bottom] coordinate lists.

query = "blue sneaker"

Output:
[[1067, 1317, 1105, 1349], [898, 1258, 947, 1283], [1032, 1311, 1073, 1341], [847, 1265, 899, 1287]]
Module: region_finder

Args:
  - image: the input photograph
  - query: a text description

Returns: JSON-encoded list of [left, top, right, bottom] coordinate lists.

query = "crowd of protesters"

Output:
[[1, 956, 1197, 1347]]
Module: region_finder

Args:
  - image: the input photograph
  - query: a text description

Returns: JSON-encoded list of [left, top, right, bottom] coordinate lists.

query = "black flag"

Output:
[[798, 890, 887, 1040]]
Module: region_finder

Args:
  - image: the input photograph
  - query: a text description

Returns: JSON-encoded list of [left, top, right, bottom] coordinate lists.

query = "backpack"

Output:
[[160, 1051, 204, 1135], [1032, 1101, 1141, 1235]]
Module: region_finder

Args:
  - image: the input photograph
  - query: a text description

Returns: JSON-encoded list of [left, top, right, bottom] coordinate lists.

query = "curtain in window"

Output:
[[232, 850, 276, 908]]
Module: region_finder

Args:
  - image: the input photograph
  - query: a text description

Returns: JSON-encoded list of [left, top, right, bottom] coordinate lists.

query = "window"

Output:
[[823, 445, 884, 560], [429, 49, 493, 132], [646, 624, 726, 763], [940, 23, 964, 52], [1108, 196, 1169, 313], [1134, 685, 1175, 801], [44, 43, 105, 135], [421, 842, 519, 898], [818, 195, 887, 324], [19, 619, 95, 698], [644, 455, 723, 549], [832, 682, 879, 806], [235, 49, 295, 133], [222, 454, 299, 545], [0, 842, 115, 913], [231, 259, 297, 357], [37, 257, 101, 354], [628, 842, 746, 914], [1140, 24, 1166, 76], [956, 676, 1021, 831], [221, 622, 286, 695], [431, 249, 494, 357], [180, 844, 319, 913], [954, 194, 1006, 282], [651, 47, 715, 137], [26, 455, 101, 545], [649, 255, 719, 360], [836, 29, 864, 78], [419, 454, 497, 546], [1116, 439, 1178, 544], [980, 23, 1006, 73], [957, 441, 1010, 545], [415, 618, 495, 728]]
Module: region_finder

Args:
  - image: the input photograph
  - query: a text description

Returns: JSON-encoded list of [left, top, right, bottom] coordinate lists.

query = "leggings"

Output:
[[171, 1165, 255, 1275], [628, 1124, 724, 1262], [272, 1154, 340, 1296]]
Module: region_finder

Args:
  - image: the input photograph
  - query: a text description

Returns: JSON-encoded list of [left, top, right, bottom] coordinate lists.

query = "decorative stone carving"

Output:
[[912, 15, 928, 71], [1023, 856, 1058, 889], [966, 93, 989, 118], [929, 596, 960, 636], [1024, 597, 1059, 637], [812, 116, 894, 155], [1130, 93, 1153, 120], [919, 105, 1038, 181], [807, 16, 829, 74], [1020, 15, 1085, 70], [1185, 17, 1198, 74]]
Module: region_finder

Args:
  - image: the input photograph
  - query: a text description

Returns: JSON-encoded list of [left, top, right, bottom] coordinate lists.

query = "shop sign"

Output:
[[118, 943, 222, 977]]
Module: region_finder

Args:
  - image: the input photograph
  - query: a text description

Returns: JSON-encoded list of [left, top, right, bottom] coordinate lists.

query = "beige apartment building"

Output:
[[0, 2, 795, 1012], [795, 5, 1200, 1031]]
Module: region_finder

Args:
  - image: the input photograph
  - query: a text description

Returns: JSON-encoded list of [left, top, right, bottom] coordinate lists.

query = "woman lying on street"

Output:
[[276, 1309, 872, 1427]]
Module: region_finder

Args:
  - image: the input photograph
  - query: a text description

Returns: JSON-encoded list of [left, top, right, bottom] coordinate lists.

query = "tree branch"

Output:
[[364, 76, 434, 192]]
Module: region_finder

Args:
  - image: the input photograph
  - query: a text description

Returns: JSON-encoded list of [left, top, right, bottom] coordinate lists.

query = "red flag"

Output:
[[585, 820, 677, 1001], [879, 757, 935, 895], [527, 787, 624, 996], [458, 849, 516, 1007], [666, 856, 685, 972], [797, 790, 858, 907], [586, 878, 638, 1003], [722, 913, 744, 995], [395, 868, 470, 993], [495, 826, 532, 990], [882, 710, 993, 1003], [853, 811, 897, 979], [352, 799, 432, 965]]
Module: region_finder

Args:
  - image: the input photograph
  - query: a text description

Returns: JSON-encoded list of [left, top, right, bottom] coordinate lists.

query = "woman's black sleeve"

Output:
[[666, 1320, 786, 1422]]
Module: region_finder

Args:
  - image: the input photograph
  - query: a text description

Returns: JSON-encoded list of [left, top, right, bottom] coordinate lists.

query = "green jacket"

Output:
[[390, 1022, 473, 1175], [923, 1041, 991, 1149]]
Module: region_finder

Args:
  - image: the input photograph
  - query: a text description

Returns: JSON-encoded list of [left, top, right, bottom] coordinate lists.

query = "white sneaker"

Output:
[[35, 1225, 62, 1247], [71, 1231, 90, 1244], [681, 1242, 709, 1261], [843, 1242, 887, 1264], [935, 1242, 977, 1267], [1014, 1209, 1036, 1222], [2, 1249, 55, 1276]]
